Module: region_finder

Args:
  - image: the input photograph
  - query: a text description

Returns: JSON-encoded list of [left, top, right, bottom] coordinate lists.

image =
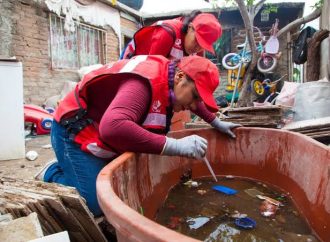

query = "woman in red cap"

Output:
[[35, 55, 240, 216], [121, 10, 222, 60]]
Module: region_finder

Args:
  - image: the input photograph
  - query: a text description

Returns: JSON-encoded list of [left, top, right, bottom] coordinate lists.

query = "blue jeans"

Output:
[[45, 121, 109, 216]]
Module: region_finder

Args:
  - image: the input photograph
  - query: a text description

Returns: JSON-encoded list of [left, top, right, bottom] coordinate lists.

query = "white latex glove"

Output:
[[162, 135, 208, 159], [211, 118, 241, 138]]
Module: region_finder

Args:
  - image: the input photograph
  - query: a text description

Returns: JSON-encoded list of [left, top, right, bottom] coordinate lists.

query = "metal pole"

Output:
[[230, 36, 248, 108]]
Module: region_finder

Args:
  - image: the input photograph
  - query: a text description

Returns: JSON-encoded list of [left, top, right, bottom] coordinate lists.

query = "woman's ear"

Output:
[[187, 23, 194, 32], [174, 70, 186, 84]]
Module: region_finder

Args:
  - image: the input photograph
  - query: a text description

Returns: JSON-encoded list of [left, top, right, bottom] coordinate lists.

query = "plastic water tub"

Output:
[[97, 128, 330, 242]]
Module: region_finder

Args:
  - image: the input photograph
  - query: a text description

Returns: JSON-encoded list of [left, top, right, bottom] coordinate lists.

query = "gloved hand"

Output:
[[162, 135, 207, 159], [211, 118, 241, 138]]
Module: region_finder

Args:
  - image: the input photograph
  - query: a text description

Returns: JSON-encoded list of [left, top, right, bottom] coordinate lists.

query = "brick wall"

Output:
[[0, 0, 120, 105], [120, 17, 139, 32], [106, 27, 120, 63], [120, 15, 139, 50]]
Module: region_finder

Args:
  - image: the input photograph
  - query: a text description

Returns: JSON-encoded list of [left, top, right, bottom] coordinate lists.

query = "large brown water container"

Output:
[[97, 128, 330, 242]]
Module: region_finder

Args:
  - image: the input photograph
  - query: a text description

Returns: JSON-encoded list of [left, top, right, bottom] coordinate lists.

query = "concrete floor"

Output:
[[0, 135, 55, 179]]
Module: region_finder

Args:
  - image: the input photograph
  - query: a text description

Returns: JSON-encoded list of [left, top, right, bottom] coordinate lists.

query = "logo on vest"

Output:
[[175, 39, 181, 46], [152, 100, 161, 113]]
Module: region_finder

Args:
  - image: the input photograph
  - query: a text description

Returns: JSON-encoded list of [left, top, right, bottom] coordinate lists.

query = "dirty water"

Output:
[[155, 177, 319, 242]]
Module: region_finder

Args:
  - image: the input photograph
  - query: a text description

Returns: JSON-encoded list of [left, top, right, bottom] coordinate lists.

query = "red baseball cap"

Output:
[[192, 13, 222, 55], [178, 56, 219, 112]]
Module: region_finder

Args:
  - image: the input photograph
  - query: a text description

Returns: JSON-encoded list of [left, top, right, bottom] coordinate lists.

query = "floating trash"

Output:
[[186, 217, 210, 229], [168, 216, 183, 229], [259, 200, 279, 217], [197, 189, 207, 195], [183, 180, 200, 187], [230, 211, 248, 219], [256, 195, 283, 206], [234, 217, 256, 229], [244, 188, 264, 197], [212, 185, 237, 195]]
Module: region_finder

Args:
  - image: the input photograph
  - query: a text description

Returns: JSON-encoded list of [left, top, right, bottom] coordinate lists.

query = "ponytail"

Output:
[[181, 10, 202, 34]]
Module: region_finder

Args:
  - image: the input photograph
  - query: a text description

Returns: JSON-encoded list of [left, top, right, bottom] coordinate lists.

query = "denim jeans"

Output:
[[44, 121, 109, 216]]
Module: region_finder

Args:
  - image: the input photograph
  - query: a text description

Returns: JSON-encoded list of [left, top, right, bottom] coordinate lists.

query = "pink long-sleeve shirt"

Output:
[[86, 75, 216, 155]]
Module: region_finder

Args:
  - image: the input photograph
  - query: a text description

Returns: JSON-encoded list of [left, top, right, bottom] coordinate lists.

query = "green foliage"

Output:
[[224, 0, 260, 6], [293, 67, 301, 82], [312, 0, 324, 9], [262, 3, 278, 14]]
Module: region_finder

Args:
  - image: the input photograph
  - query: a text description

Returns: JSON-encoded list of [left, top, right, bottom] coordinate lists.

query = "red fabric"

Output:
[[55, 56, 216, 155], [97, 77, 166, 154], [192, 13, 222, 54], [96, 78, 216, 154], [137, 27, 174, 56], [178, 56, 220, 112], [124, 18, 185, 60], [192, 101, 216, 123]]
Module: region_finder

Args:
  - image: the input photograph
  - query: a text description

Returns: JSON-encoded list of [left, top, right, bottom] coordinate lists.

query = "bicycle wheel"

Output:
[[251, 79, 265, 97], [257, 55, 277, 73], [222, 53, 241, 70]]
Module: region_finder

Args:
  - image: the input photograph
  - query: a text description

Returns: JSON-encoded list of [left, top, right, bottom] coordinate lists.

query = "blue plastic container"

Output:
[[234, 217, 256, 229], [212, 185, 237, 195]]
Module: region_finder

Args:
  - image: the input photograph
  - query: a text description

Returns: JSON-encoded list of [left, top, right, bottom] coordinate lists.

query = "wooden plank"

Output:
[[60, 194, 107, 242], [44, 198, 88, 242], [283, 117, 330, 131], [0, 179, 106, 242]]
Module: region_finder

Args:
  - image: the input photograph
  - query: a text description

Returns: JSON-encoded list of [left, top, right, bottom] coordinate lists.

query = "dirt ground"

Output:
[[0, 135, 55, 179]]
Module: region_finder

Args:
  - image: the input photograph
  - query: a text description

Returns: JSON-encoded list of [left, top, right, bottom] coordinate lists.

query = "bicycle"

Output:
[[251, 74, 287, 103], [222, 27, 278, 73], [257, 19, 281, 73]]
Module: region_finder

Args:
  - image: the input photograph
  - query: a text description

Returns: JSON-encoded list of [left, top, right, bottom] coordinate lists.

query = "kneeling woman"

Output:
[[35, 55, 240, 216]]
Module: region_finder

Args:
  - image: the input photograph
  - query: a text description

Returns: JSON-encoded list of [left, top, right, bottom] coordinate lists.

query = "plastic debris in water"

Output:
[[197, 189, 207, 195], [183, 180, 199, 187], [186, 217, 210, 229], [212, 185, 237, 195], [234, 217, 256, 229], [259, 200, 279, 217], [168, 216, 183, 229], [231, 211, 248, 219], [256, 195, 283, 206], [244, 188, 264, 197]]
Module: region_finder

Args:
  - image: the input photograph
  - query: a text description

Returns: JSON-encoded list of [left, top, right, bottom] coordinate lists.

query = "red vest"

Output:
[[54, 55, 172, 159], [122, 18, 184, 60]]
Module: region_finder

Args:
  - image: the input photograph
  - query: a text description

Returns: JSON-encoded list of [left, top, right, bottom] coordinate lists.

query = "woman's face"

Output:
[[173, 70, 201, 112], [184, 24, 203, 55]]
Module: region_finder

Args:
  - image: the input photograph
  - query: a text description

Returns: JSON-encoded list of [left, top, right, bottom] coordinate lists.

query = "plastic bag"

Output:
[[275, 81, 300, 106]]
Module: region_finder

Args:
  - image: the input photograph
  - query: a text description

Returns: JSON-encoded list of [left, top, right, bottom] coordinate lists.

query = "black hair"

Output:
[[181, 10, 202, 34]]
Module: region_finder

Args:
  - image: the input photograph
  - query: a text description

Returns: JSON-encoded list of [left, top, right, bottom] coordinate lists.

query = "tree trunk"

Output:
[[277, 8, 321, 38], [306, 30, 329, 81], [234, 0, 264, 107]]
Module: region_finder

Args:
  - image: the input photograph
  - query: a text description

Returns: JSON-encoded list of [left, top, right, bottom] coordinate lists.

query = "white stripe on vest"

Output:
[[170, 47, 184, 60], [143, 113, 167, 127], [119, 55, 148, 73], [86, 143, 117, 159]]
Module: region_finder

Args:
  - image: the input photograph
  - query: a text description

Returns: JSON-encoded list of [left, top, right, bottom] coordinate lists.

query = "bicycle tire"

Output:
[[222, 53, 241, 70], [257, 55, 277, 73], [251, 79, 265, 97]]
